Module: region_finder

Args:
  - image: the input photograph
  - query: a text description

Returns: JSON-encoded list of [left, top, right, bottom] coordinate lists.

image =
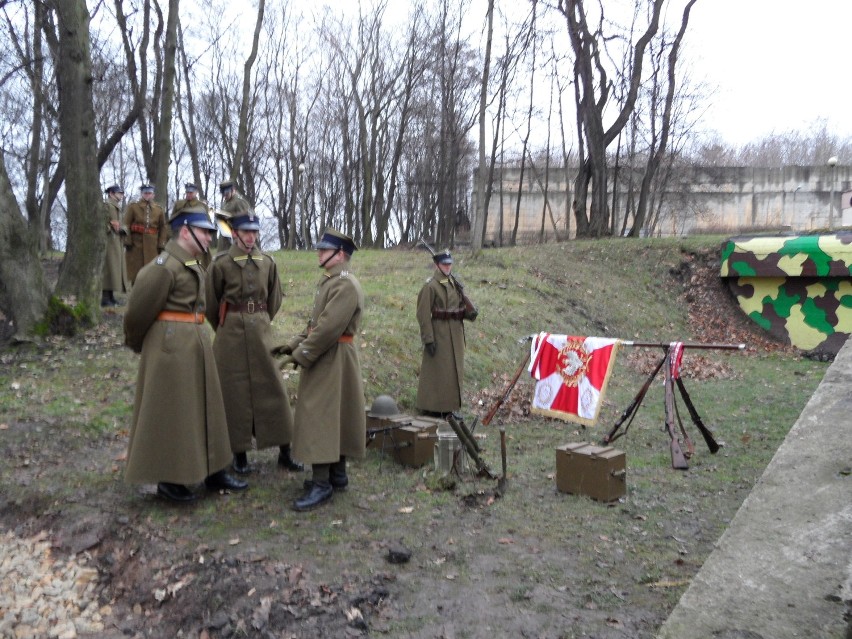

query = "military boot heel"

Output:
[[278, 445, 304, 472]]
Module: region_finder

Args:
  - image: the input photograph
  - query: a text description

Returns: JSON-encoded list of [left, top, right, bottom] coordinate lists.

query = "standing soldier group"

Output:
[[114, 177, 475, 513]]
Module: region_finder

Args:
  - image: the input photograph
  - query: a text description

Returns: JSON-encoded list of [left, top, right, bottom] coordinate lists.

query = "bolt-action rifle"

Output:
[[603, 341, 743, 470], [418, 239, 477, 317], [482, 335, 534, 427]]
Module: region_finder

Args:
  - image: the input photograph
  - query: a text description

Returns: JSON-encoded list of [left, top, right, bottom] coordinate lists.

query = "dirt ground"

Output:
[[0, 249, 812, 639]]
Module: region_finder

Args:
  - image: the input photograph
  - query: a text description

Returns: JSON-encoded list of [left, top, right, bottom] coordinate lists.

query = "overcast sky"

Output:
[[685, 0, 851, 146], [306, 0, 852, 149]]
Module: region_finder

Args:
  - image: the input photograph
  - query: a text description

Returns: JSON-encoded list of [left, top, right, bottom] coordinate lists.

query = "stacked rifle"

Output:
[[603, 341, 745, 470]]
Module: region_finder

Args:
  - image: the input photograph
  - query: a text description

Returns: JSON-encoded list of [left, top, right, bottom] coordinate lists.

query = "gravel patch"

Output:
[[0, 529, 106, 639]]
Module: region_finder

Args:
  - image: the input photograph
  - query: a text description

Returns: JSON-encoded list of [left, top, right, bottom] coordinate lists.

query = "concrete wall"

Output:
[[471, 165, 852, 242]]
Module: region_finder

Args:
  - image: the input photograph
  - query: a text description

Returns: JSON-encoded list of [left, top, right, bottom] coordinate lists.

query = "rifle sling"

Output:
[[607, 352, 667, 443]]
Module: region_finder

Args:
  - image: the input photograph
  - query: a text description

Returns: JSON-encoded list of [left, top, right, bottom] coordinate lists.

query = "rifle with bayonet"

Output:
[[418, 239, 477, 317], [603, 341, 743, 470]]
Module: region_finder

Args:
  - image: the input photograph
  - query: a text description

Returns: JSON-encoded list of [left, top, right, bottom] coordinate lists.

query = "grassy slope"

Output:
[[0, 237, 829, 638]]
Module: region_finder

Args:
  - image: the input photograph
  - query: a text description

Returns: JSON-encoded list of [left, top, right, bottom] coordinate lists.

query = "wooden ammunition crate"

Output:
[[392, 423, 439, 467], [555, 442, 626, 502]]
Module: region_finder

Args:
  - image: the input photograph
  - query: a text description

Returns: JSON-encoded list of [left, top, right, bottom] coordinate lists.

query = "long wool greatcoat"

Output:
[[123, 239, 232, 485], [123, 199, 168, 284], [101, 197, 128, 292], [415, 273, 476, 413], [287, 261, 366, 465], [205, 245, 294, 453]]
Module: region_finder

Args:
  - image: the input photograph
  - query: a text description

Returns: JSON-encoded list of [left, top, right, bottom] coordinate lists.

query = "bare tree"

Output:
[[554, 0, 665, 238], [629, 0, 698, 236]]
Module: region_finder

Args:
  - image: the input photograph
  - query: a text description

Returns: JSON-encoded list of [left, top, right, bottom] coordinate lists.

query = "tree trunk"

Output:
[[153, 0, 179, 198], [631, 0, 698, 236], [472, 0, 494, 251], [232, 0, 265, 184], [0, 152, 49, 340], [49, 0, 104, 315]]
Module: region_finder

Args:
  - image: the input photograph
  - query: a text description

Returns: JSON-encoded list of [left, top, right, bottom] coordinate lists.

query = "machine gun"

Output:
[[602, 341, 744, 470]]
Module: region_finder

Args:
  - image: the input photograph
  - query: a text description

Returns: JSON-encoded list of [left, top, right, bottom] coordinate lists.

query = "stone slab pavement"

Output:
[[657, 340, 852, 638]]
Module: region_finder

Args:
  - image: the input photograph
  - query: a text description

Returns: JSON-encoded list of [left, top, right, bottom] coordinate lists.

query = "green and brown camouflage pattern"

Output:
[[720, 235, 852, 356]]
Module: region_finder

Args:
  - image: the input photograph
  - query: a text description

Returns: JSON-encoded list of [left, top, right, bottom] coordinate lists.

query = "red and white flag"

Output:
[[528, 333, 621, 426]]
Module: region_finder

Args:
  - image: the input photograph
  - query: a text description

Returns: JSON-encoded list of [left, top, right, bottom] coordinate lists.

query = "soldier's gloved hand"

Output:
[[278, 355, 299, 370], [468, 308, 479, 321], [271, 344, 293, 357], [425, 342, 437, 357]]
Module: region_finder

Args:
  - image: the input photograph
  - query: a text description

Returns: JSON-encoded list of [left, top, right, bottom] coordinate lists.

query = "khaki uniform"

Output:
[[218, 193, 250, 252], [205, 246, 294, 453], [287, 262, 366, 464], [124, 199, 168, 283], [101, 197, 128, 293], [123, 239, 232, 485], [416, 275, 476, 413]]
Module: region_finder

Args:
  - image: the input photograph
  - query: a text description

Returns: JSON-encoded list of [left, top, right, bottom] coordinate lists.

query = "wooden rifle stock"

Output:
[[664, 355, 690, 470], [482, 351, 531, 427]]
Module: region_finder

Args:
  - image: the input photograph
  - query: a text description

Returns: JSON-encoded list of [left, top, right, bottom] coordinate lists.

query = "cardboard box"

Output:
[[555, 442, 626, 502]]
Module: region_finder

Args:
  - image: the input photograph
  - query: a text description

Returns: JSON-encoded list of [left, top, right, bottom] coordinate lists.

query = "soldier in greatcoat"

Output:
[[272, 229, 366, 512], [218, 180, 251, 253], [123, 203, 248, 502], [123, 184, 168, 284], [205, 210, 302, 475], [416, 250, 478, 416], [101, 184, 129, 307]]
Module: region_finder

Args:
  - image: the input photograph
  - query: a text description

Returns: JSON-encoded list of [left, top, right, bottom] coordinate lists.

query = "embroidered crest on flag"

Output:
[[528, 333, 621, 426]]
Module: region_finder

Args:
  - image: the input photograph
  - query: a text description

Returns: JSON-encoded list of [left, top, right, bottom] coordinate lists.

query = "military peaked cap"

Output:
[[104, 184, 123, 194], [315, 228, 358, 255], [230, 211, 261, 231], [433, 250, 453, 265], [169, 202, 216, 231]]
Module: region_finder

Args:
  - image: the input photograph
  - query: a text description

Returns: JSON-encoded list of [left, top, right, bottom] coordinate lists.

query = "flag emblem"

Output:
[[529, 333, 621, 426]]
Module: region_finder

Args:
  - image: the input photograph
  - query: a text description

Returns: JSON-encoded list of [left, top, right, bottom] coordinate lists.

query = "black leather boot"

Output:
[[205, 469, 248, 492], [330, 456, 349, 490], [157, 482, 197, 502], [232, 452, 250, 475], [100, 291, 114, 308], [293, 480, 333, 511], [278, 445, 304, 472]]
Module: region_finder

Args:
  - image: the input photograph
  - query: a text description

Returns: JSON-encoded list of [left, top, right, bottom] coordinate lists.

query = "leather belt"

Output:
[[131, 224, 159, 235], [338, 334, 353, 343], [227, 301, 267, 314], [431, 308, 465, 321], [157, 311, 205, 324]]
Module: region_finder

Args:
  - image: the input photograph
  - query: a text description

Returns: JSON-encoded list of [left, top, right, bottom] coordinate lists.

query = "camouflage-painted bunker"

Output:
[[721, 235, 852, 355]]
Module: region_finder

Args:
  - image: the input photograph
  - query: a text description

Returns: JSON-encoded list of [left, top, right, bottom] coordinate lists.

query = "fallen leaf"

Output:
[[398, 506, 414, 514], [229, 538, 240, 545], [497, 538, 514, 545], [0, 423, 8, 430]]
